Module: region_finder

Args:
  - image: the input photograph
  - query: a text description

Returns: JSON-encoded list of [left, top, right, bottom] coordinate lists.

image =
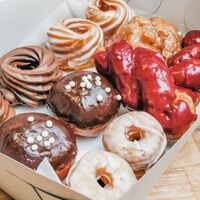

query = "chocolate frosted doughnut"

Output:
[[47, 71, 120, 137], [0, 46, 62, 107], [0, 113, 77, 180], [0, 93, 15, 125]]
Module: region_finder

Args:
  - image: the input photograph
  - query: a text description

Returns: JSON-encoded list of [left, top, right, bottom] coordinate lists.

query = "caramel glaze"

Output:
[[0, 113, 77, 175], [47, 71, 120, 131]]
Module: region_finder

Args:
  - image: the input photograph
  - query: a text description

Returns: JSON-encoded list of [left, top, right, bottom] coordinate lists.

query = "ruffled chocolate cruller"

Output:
[[0, 93, 15, 125], [0, 46, 62, 107]]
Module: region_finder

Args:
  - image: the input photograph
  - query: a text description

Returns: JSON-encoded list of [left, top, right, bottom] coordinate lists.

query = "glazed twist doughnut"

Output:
[[95, 39, 197, 140], [86, 0, 134, 40], [0, 46, 62, 107], [66, 150, 137, 200], [113, 16, 182, 60], [47, 18, 104, 70], [103, 112, 167, 172], [0, 93, 15, 125]]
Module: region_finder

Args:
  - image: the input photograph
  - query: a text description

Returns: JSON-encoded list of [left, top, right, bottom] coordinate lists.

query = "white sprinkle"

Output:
[[116, 94, 122, 101], [41, 130, 49, 138], [87, 75, 92, 80], [105, 87, 111, 93], [36, 135, 43, 142], [95, 76, 101, 81], [69, 81, 76, 87], [27, 137, 34, 144], [95, 81, 102, 87], [49, 137, 55, 144], [97, 94, 103, 102], [65, 84, 71, 91], [80, 82, 86, 88], [27, 116, 34, 123], [86, 82, 92, 89], [46, 120, 53, 128], [82, 76, 88, 81], [44, 140, 51, 147], [31, 144, 38, 151], [84, 79, 90, 84]]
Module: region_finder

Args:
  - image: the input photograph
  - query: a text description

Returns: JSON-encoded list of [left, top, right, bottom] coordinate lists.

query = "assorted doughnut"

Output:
[[0, 93, 15, 125], [0, 113, 77, 180], [86, 0, 134, 40], [103, 112, 167, 172], [47, 18, 104, 70], [66, 150, 137, 200], [47, 71, 120, 137], [113, 16, 182, 60], [0, 46, 62, 107], [0, 0, 199, 198]]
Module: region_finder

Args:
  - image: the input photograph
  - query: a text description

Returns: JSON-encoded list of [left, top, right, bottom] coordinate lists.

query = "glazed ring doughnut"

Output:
[[103, 111, 167, 172], [66, 150, 137, 200]]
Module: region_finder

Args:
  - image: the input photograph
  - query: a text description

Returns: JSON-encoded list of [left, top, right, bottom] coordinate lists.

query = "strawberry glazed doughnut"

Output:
[[103, 112, 167, 172], [86, 0, 134, 40], [47, 18, 104, 70], [66, 150, 137, 200], [0, 46, 62, 107]]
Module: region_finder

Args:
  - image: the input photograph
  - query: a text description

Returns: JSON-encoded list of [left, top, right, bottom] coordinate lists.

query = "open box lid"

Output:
[[0, 0, 200, 200]]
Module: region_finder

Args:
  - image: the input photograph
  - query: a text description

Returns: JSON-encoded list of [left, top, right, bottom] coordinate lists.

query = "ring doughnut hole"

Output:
[[11, 55, 39, 71], [96, 168, 113, 189], [125, 126, 144, 142]]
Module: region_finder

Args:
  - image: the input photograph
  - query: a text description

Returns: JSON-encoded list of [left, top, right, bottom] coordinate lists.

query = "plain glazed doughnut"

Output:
[[66, 150, 137, 200], [103, 111, 167, 172]]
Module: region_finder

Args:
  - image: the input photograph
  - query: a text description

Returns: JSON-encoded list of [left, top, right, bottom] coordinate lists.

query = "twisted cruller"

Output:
[[47, 18, 104, 70], [86, 0, 134, 40], [0, 46, 62, 107], [0, 93, 15, 125]]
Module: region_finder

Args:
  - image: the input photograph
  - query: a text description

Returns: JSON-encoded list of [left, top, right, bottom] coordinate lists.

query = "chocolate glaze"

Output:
[[0, 113, 77, 173], [0, 46, 62, 107], [47, 71, 120, 130]]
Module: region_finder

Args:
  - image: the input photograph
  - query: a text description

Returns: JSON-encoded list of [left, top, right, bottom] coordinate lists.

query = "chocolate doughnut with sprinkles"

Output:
[[47, 71, 121, 137], [0, 113, 77, 180]]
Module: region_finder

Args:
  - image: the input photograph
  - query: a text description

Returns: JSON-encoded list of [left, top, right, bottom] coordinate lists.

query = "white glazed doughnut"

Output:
[[103, 111, 167, 171], [86, 0, 134, 40], [47, 18, 104, 70], [66, 150, 137, 200]]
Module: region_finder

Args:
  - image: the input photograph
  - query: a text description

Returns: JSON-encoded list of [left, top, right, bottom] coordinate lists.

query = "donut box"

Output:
[[0, 0, 200, 200]]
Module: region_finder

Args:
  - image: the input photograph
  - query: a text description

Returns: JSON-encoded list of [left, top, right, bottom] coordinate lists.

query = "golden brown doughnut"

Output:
[[113, 16, 182, 60]]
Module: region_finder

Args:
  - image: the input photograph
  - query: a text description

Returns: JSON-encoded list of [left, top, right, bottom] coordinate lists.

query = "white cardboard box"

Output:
[[0, 0, 200, 199]]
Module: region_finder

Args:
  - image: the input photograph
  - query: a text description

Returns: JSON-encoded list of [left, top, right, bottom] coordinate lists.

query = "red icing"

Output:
[[95, 39, 197, 140], [169, 44, 200, 90], [183, 30, 200, 47]]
